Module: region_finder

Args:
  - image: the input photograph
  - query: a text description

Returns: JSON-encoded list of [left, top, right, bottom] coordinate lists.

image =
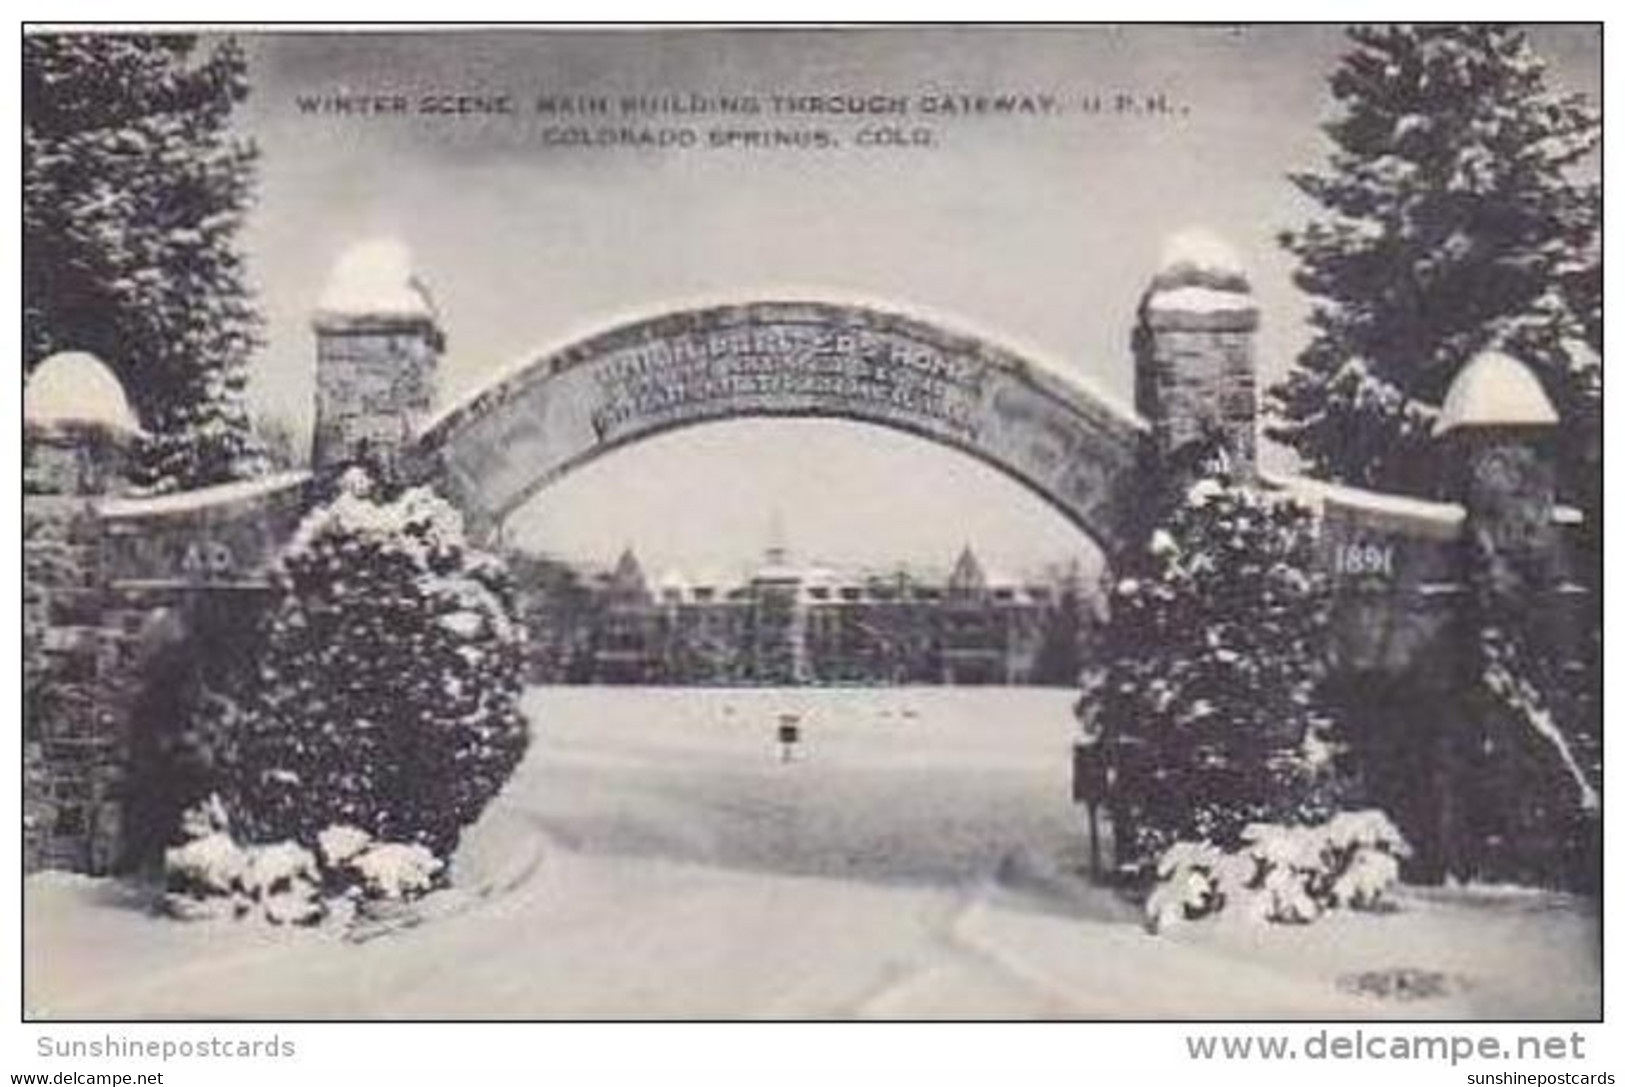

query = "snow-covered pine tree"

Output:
[[221, 474, 529, 861], [23, 33, 267, 491], [1033, 577, 1093, 686], [1092, 466, 1346, 869], [1270, 25, 1599, 496], [1454, 492, 1600, 888]]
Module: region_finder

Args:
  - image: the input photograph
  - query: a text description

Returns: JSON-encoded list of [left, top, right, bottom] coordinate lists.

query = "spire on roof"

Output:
[[609, 545, 647, 596], [948, 544, 988, 597], [764, 507, 789, 567]]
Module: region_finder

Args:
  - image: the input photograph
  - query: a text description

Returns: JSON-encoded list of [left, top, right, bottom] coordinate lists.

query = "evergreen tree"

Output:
[[24, 33, 267, 491], [1452, 472, 1601, 888], [219, 475, 530, 859], [1270, 25, 1599, 496], [1032, 579, 1091, 686], [1091, 470, 1346, 868]]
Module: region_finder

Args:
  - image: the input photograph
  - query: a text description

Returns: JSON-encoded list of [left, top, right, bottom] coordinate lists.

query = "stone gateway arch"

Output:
[[404, 302, 1155, 557], [307, 235, 1265, 560], [33, 232, 1584, 876]]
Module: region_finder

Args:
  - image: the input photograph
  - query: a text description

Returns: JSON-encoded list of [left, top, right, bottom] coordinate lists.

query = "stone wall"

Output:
[[24, 497, 124, 872], [23, 473, 309, 874]]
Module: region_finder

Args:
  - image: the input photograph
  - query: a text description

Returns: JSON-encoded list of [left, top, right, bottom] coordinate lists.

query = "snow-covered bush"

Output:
[[1144, 810, 1411, 931], [220, 471, 529, 863], [243, 842, 324, 926], [317, 823, 374, 869], [164, 799, 447, 924], [164, 833, 252, 920], [1144, 841, 1225, 928], [348, 842, 444, 902], [1089, 465, 1351, 871], [1317, 810, 1413, 909], [163, 796, 322, 924]]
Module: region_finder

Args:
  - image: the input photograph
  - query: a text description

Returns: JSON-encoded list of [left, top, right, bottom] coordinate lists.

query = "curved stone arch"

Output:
[[406, 301, 1155, 558]]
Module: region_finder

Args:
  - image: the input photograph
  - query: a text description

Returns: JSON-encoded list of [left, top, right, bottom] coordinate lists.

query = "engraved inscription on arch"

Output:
[[584, 322, 989, 443], [411, 303, 1151, 555]]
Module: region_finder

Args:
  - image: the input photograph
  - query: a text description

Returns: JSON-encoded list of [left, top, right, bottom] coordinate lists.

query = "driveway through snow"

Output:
[[25, 687, 1600, 1019]]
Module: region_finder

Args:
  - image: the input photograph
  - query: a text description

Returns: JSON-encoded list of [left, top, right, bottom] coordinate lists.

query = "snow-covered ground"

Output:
[[25, 687, 1600, 1019]]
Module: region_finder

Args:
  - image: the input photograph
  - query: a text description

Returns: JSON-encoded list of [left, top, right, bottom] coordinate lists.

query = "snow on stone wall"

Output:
[[1260, 469, 1465, 533]]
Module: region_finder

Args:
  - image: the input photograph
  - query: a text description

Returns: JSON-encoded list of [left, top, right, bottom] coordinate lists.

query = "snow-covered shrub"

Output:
[[347, 842, 444, 902], [1144, 810, 1411, 930], [312, 824, 438, 902], [1459, 612, 1601, 890], [221, 472, 529, 862], [164, 799, 445, 924], [244, 842, 324, 926], [1330, 848, 1403, 911], [164, 834, 252, 920], [1145, 841, 1224, 929], [1089, 464, 1351, 872], [163, 796, 324, 925], [1316, 810, 1412, 910], [317, 824, 373, 869], [164, 794, 250, 919]]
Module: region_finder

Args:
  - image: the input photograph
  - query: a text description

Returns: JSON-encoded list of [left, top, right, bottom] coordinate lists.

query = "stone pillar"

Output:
[[1435, 349, 1591, 884], [311, 240, 443, 478], [1437, 350, 1564, 598], [23, 352, 140, 873], [1133, 230, 1259, 480], [24, 496, 129, 873]]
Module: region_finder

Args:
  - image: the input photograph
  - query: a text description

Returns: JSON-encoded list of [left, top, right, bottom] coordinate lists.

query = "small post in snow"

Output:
[[1072, 740, 1105, 879], [777, 712, 801, 763]]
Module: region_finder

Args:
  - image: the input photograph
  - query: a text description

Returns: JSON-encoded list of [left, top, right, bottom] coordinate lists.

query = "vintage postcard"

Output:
[[22, 24, 1601, 1024]]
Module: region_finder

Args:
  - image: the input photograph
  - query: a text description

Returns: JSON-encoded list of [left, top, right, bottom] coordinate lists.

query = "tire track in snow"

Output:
[[850, 854, 1087, 1018]]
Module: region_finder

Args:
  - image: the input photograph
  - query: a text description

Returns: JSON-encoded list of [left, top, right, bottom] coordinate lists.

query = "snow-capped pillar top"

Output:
[[1436, 350, 1559, 436], [1134, 228, 1260, 483], [311, 239, 444, 478], [24, 351, 142, 495], [1436, 350, 1567, 596], [25, 351, 142, 435]]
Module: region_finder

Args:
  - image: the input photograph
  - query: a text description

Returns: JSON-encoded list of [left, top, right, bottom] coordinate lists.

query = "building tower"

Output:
[[750, 509, 808, 684]]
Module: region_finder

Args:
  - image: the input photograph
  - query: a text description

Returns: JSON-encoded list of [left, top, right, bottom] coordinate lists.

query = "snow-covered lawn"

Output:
[[25, 687, 1599, 1019]]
